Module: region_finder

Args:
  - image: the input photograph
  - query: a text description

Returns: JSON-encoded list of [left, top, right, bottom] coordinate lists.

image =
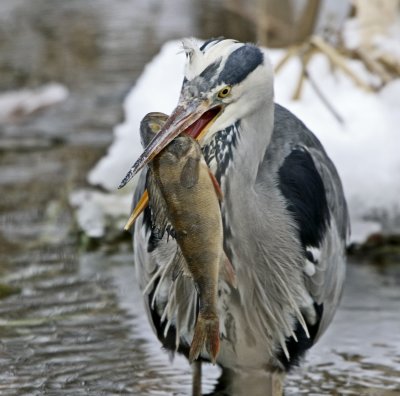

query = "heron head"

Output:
[[119, 38, 274, 189]]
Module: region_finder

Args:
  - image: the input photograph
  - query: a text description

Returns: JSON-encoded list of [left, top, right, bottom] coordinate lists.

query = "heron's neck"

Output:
[[233, 102, 274, 185], [217, 101, 275, 243], [202, 101, 274, 186]]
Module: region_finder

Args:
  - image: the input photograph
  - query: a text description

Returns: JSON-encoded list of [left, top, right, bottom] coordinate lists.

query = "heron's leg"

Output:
[[208, 368, 285, 396], [192, 360, 202, 396]]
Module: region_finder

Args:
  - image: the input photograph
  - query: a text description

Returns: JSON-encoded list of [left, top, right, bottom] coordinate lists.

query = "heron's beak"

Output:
[[118, 100, 222, 189]]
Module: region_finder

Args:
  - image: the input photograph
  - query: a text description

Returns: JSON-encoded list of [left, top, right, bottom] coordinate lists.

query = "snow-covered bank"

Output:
[[70, 189, 132, 238], [82, 40, 400, 243]]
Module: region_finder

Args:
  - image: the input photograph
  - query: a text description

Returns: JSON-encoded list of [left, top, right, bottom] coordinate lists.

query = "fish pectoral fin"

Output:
[[221, 252, 237, 289], [180, 157, 200, 189], [207, 169, 223, 201]]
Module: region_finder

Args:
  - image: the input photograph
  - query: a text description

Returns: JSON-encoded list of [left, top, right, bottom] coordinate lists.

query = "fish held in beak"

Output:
[[118, 101, 222, 189], [123, 107, 223, 231], [127, 112, 237, 364]]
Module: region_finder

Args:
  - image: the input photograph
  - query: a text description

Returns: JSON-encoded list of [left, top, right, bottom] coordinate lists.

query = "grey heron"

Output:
[[121, 38, 349, 395]]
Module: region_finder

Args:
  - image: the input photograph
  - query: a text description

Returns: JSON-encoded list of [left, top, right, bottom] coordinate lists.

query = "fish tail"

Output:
[[189, 311, 220, 365]]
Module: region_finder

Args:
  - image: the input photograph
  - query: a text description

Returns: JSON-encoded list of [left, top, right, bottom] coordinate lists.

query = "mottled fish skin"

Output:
[[141, 113, 222, 363]]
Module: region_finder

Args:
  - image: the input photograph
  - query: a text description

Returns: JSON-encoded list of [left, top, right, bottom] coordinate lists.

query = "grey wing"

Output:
[[306, 147, 349, 341], [272, 104, 349, 343], [277, 144, 349, 343], [275, 143, 349, 372]]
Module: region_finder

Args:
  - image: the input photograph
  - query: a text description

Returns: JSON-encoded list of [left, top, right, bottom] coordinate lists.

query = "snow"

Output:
[[70, 189, 132, 238], [0, 83, 69, 123], [82, 39, 400, 243]]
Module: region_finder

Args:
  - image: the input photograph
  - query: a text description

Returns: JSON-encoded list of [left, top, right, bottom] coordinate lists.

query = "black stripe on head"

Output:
[[218, 44, 264, 86], [199, 37, 226, 52], [199, 58, 222, 81]]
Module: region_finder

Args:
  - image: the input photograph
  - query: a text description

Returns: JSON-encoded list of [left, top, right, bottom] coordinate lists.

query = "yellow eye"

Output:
[[218, 86, 231, 99]]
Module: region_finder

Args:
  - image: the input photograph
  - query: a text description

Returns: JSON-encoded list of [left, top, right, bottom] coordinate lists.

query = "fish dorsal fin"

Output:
[[180, 156, 200, 189]]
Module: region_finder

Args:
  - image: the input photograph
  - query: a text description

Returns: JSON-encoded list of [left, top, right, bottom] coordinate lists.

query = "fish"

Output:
[[139, 112, 227, 364]]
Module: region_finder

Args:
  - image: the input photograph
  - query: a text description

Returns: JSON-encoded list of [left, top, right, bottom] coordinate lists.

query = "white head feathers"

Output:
[[181, 38, 243, 81]]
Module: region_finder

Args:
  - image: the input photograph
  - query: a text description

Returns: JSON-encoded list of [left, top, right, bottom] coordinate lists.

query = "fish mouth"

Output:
[[118, 103, 223, 189]]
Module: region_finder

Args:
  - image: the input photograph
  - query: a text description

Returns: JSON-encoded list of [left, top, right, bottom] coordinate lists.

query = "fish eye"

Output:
[[149, 122, 161, 133], [218, 86, 231, 99]]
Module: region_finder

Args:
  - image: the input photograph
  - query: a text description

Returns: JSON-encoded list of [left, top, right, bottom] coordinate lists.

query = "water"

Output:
[[286, 261, 400, 395], [1, 1, 400, 395], [1, 251, 400, 395]]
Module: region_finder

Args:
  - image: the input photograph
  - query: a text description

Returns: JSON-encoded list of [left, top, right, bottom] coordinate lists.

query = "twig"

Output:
[[274, 44, 301, 74], [310, 35, 374, 92], [304, 68, 345, 126], [292, 46, 313, 100]]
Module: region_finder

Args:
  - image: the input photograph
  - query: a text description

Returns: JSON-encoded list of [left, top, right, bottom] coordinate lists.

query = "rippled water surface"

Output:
[[1, 252, 400, 395], [1, 1, 400, 395]]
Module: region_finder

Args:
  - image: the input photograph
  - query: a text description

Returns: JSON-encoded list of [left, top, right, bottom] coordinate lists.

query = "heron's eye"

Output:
[[218, 86, 231, 99]]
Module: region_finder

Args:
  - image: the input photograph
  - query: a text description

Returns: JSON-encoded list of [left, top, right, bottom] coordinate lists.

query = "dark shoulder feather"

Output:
[[278, 146, 330, 249]]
